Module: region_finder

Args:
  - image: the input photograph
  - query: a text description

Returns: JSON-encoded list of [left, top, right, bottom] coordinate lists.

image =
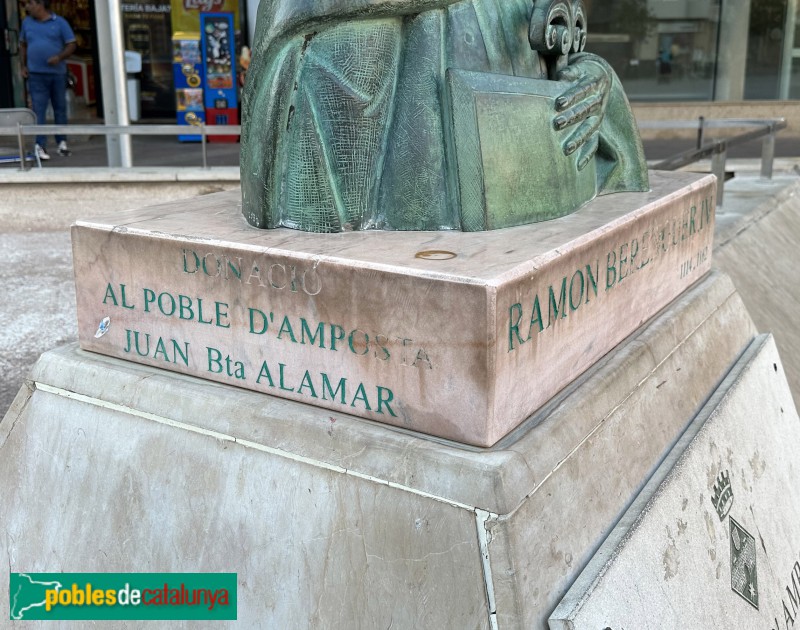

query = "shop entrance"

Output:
[[47, 0, 99, 118], [1, 0, 24, 108]]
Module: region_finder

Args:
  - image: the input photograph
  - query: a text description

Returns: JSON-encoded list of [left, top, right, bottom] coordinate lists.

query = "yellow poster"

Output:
[[170, 0, 239, 34]]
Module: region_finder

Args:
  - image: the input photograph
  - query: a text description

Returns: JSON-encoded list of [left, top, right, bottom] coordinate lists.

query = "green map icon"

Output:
[[9, 573, 63, 620]]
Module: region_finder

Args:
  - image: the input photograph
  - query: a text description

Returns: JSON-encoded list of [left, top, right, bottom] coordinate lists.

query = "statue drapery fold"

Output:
[[241, 0, 649, 232]]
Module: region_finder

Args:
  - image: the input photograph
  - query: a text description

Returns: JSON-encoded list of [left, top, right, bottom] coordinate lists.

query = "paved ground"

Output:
[[0, 177, 240, 417], [1, 132, 800, 418]]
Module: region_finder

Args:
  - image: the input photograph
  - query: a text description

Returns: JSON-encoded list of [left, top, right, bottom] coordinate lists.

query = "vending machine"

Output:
[[172, 32, 204, 142], [200, 13, 238, 142]]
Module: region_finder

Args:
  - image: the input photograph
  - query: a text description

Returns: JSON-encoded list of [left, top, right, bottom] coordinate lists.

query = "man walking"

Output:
[[20, 0, 76, 160]]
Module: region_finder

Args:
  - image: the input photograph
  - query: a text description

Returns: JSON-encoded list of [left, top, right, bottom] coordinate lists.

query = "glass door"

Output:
[[780, 0, 800, 98], [743, 0, 792, 99]]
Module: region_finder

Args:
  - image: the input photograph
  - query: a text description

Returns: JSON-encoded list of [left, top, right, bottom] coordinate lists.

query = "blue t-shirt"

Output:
[[21, 13, 75, 75]]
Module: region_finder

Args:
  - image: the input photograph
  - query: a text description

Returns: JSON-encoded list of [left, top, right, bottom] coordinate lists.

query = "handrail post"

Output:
[[711, 142, 727, 207], [696, 116, 705, 149], [761, 123, 776, 180], [16, 122, 26, 171], [201, 124, 208, 169], [95, 0, 133, 167]]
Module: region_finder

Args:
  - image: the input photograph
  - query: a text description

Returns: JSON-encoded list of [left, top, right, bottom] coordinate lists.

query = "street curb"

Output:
[[0, 166, 241, 184]]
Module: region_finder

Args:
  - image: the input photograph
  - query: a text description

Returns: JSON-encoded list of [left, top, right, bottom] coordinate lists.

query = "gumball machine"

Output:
[[200, 12, 238, 142], [172, 32, 204, 142]]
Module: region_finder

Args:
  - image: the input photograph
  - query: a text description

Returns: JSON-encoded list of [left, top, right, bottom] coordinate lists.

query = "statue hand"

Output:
[[552, 54, 611, 171]]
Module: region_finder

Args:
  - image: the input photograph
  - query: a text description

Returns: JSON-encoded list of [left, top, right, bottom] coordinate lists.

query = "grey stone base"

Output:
[[0, 271, 760, 628], [551, 333, 800, 629], [714, 177, 800, 414]]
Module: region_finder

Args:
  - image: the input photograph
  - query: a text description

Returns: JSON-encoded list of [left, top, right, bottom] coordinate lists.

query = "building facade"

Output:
[[2, 0, 798, 114], [585, 0, 799, 102]]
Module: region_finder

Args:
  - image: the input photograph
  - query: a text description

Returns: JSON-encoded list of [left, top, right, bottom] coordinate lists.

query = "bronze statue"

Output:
[[241, 0, 649, 232]]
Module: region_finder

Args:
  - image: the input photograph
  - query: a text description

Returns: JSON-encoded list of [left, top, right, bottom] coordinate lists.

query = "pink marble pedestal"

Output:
[[71, 171, 715, 446]]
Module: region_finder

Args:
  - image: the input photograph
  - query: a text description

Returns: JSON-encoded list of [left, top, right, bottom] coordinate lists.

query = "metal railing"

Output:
[[2, 118, 789, 207], [638, 117, 787, 205], [0, 123, 241, 171]]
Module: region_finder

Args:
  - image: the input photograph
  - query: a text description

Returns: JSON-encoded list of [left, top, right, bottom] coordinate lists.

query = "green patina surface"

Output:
[[241, 0, 649, 232]]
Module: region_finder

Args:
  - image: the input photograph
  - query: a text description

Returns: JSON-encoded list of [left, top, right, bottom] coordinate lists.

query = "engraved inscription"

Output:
[[251, 359, 397, 417], [247, 309, 432, 368], [507, 195, 713, 352], [123, 329, 191, 367], [93, 242, 439, 420], [771, 556, 800, 630], [182, 249, 322, 296]]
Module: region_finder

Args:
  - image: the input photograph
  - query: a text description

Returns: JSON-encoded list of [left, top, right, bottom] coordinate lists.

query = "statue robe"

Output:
[[241, 0, 648, 231]]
